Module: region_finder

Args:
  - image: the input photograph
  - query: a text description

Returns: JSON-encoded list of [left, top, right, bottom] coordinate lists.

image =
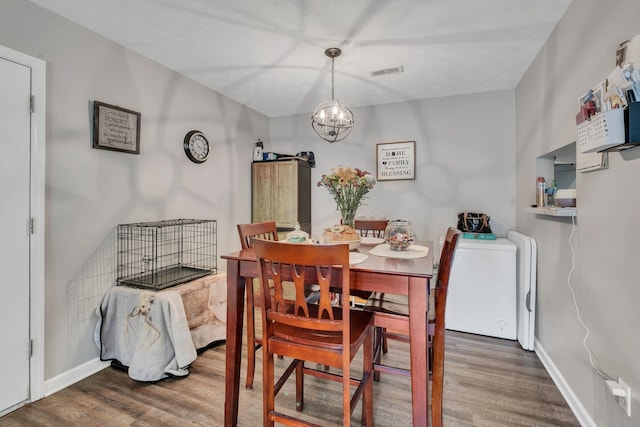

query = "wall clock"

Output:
[[183, 130, 210, 163]]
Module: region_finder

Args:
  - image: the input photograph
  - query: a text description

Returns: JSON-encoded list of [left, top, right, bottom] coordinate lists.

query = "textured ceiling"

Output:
[[29, 0, 571, 118]]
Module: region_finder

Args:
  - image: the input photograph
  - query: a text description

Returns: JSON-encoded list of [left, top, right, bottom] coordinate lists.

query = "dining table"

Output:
[[221, 239, 434, 426]]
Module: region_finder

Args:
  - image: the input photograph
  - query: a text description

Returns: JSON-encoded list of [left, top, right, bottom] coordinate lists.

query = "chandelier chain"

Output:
[[331, 57, 335, 100]]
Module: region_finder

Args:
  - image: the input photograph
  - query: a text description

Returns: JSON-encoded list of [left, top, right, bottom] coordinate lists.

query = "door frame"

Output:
[[0, 44, 46, 403]]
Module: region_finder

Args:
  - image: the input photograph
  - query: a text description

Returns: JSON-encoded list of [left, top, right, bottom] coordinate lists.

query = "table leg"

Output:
[[224, 259, 245, 426], [408, 276, 429, 427]]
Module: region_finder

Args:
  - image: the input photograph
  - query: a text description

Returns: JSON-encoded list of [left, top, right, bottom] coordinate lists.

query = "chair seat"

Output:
[[365, 292, 436, 321], [273, 305, 374, 352]]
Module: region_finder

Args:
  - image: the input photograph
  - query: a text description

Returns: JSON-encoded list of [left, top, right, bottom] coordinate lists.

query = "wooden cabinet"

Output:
[[252, 160, 311, 234]]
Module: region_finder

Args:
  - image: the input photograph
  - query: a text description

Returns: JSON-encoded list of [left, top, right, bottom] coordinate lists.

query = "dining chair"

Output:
[[354, 218, 389, 238], [237, 221, 279, 389], [344, 218, 389, 308], [253, 238, 374, 427], [364, 226, 460, 427], [429, 227, 461, 425], [362, 224, 450, 365]]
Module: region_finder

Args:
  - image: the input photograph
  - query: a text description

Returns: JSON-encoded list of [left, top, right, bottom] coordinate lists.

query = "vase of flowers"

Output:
[[317, 165, 376, 227]]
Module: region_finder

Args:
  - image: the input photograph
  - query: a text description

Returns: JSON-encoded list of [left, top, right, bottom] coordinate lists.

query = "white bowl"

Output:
[[555, 189, 576, 207], [556, 189, 576, 199]]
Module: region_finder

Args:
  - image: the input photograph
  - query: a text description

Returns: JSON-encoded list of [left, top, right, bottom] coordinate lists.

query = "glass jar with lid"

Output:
[[286, 222, 309, 243], [383, 220, 415, 251]]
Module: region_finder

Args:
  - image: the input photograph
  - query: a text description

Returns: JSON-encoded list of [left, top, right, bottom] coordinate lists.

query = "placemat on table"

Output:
[[369, 244, 430, 259], [349, 252, 368, 265]]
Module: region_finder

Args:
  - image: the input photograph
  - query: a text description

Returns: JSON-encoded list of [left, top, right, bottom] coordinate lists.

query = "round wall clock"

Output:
[[183, 130, 210, 163]]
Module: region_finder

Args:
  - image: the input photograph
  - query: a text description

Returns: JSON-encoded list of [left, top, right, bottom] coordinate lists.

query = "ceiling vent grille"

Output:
[[369, 65, 404, 77]]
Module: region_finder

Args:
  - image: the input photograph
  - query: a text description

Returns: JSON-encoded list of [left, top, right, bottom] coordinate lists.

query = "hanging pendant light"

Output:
[[311, 47, 354, 143]]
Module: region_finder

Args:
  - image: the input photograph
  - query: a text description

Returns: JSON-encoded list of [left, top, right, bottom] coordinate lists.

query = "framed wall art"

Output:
[[376, 140, 415, 181], [93, 101, 141, 154]]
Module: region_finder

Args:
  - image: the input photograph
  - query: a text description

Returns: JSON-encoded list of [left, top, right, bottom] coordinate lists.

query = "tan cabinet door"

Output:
[[252, 162, 274, 223], [273, 161, 298, 229], [251, 160, 303, 230]]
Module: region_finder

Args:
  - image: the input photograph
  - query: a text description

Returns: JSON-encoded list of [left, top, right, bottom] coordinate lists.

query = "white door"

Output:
[[0, 57, 32, 411]]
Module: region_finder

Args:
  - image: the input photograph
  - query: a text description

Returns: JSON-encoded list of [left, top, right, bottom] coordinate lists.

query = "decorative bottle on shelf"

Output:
[[546, 179, 558, 207], [253, 138, 264, 161], [536, 177, 546, 207]]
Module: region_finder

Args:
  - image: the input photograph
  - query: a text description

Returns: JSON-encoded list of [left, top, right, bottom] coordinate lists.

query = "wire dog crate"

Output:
[[117, 219, 217, 290]]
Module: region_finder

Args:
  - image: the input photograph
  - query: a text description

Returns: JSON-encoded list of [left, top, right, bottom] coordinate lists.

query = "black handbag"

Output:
[[457, 212, 492, 233]]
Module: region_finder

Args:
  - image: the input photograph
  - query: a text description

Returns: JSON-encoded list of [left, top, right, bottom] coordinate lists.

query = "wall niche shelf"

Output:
[[531, 142, 577, 218], [526, 207, 576, 217]]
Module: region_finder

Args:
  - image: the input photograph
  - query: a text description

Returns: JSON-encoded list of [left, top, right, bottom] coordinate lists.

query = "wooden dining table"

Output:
[[222, 240, 434, 426]]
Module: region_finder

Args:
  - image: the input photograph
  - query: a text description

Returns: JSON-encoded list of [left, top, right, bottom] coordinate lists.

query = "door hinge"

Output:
[[526, 291, 531, 312], [29, 340, 34, 357], [30, 95, 35, 113], [29, 217, 35, 235]]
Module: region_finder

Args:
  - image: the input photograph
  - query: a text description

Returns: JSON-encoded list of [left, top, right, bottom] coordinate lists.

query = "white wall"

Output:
[[0, 0, 267, 381], [516, 0, 640, 425], [269, 91, 516, 244]]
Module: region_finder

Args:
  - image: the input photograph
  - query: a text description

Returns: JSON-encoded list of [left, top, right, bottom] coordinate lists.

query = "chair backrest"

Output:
[[431, 226, 461, 425], [354, 219, 389, 238], [237, 221, 278, 250], [434, 227, 460, 321], [253, 239, 351, 336]]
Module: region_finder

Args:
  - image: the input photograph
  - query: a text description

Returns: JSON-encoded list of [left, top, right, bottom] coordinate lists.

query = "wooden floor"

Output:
[[0, 330, 579, 426]]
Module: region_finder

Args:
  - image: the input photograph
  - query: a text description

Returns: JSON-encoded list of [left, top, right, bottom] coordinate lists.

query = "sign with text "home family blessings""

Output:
[[376, 141, 415, 181]]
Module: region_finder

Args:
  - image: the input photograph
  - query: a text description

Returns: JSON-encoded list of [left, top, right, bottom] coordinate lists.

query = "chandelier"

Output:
[[311, 47, 354, 143]]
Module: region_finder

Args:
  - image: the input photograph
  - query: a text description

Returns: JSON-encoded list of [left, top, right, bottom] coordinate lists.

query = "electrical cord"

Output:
[[567, 215, 612, 381]]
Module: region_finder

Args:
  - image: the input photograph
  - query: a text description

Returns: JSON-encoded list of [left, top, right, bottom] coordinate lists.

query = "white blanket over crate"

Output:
[[94, 273, 226, 381]]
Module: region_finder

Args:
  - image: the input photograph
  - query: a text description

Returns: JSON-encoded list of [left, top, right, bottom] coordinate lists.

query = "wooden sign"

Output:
[[376, 141, 415, 181]]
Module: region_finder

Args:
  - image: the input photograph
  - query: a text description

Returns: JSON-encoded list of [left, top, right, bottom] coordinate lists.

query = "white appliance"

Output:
[[507, 231, 537, 351], [441, 237, 517, 340]]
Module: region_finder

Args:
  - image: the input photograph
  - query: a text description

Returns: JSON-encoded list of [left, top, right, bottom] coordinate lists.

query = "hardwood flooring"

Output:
[[0, 330, 579, 426]]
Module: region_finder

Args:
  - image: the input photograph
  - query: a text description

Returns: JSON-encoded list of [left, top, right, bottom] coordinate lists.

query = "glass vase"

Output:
[[341, 209, 357, 228], [383, 219, 415, 251]]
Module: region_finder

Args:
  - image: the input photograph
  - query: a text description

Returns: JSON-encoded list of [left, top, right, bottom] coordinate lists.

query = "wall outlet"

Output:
[[618, 378, 631, 417]]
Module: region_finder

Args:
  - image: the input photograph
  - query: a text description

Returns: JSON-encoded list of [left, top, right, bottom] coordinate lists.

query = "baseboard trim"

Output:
[[535, 338, 596, 427], [44, 358, 110, 397]]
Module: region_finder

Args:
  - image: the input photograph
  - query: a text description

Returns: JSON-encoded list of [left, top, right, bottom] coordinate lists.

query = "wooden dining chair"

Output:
[[253, 239, 374, 427], [344, 218, 389, 308], [429, 227, 461, 425], [237, 221, 279, 389], [354, 218, 389, 238], [364, 226, 460, 427]]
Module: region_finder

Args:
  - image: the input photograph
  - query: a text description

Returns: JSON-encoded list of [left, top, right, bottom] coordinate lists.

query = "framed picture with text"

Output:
[[92, 101, 141, 154], [376, 141, 415, 181]]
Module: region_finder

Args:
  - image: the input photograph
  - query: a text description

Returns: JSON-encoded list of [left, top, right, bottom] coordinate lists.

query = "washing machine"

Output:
[[439, 237, 517, 340]]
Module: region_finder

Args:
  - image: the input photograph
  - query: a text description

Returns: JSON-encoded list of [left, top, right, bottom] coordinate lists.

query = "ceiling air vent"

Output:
[[369, 65, 404, 77]]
